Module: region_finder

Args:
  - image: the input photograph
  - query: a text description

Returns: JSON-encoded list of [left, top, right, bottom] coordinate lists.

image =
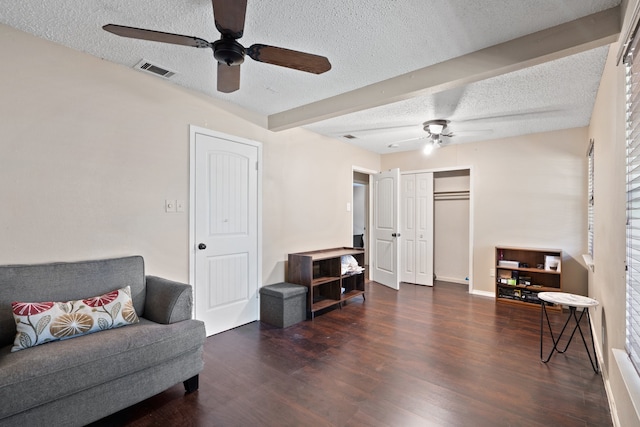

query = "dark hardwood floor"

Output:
[[91, 281, 611, 426]]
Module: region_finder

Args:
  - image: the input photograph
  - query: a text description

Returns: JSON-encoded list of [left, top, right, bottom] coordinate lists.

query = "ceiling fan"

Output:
[[421, 119, 452, 152], [102, 0, 331, 93], [337, 83, 570, 154], [389, 120, 454, 155]]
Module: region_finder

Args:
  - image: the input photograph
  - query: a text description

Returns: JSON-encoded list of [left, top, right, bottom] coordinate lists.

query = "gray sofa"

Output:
[[0, 256, 206, 427]]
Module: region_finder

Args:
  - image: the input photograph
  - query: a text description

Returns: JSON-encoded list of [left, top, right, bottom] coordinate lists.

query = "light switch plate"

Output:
[[176, 200, 185, 212], [165, 199, 176, 213]]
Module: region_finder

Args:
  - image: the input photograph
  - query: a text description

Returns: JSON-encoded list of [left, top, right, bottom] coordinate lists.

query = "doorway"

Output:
[[397, 168, 471, 289], [433, 169, 470, 285], [353, 171, 369, 254], [352, 167, 377, 268]]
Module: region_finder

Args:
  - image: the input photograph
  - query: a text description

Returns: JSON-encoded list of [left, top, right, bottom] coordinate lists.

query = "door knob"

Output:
[[392, 233, 401, 237], [198, 243, 207, 250]]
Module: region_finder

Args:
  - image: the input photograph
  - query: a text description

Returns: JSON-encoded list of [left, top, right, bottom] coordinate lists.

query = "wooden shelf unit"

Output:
[[495, 246, 562, 310], [288, 247, 366, 318]]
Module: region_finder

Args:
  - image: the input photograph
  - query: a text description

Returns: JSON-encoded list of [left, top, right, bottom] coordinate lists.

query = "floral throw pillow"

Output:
[[11, 286, 139, 352]]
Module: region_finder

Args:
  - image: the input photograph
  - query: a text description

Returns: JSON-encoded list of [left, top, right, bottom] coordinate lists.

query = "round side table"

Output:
[[537, 292, 599, 373]]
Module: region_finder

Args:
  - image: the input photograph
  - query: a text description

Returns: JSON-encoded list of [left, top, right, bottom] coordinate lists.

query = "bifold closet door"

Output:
[[400, 172, 434, 286]]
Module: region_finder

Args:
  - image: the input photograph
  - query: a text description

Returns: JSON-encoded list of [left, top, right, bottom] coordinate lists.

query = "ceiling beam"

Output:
[[268, 6, 621, 132]]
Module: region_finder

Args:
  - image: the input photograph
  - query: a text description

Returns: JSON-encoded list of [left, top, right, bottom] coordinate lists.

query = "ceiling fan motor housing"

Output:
[[213, 37, 245, 66], [423, 119, 449, 133]]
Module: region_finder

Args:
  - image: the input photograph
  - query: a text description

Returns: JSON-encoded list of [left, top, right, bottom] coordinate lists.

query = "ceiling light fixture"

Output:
[[423, 119, 450, 136], [429, 123, 444, 135], [423, 139, 436, 155], [420, 119, 450, 155], [423, 134, 443, 156]]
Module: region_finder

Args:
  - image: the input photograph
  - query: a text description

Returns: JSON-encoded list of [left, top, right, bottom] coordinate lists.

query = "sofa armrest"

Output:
[[144, 276, 193, 324]]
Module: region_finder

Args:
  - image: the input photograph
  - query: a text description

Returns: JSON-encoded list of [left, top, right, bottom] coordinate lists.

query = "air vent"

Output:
[[134, 59, 177, 79], [343, 134, 357, 139]]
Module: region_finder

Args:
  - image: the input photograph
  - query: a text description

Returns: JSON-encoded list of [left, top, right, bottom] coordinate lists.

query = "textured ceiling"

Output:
[[0, 0, 622, 153]]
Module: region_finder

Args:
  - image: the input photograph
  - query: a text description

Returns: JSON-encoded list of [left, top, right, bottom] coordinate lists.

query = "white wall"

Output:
[[587, 2, 639, 423], [382, 127, 589, 296], [0, 24, 380, 285]]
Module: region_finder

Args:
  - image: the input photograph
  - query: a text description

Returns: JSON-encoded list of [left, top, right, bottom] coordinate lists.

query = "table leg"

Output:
[[540, 303, 599, 373], [540, 301, 574, 363], [556, 307, 583, 353], [575, 308, 599, 373]]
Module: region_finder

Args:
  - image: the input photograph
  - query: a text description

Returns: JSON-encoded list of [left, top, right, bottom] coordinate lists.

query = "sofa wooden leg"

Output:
[[183, 375, 199, 394]]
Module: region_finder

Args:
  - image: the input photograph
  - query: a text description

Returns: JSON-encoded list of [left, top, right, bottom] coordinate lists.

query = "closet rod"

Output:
[[433, 190, 470, 195], [434, 190, 470, 201]]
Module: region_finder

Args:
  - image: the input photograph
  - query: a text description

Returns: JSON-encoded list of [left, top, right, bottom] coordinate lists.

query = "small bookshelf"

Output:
[[495, 246, 562, 310]]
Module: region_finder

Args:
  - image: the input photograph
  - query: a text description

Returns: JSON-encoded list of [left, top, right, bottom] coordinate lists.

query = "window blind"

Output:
[[625, 41, 640, 374], [588, 139, 594, 258]]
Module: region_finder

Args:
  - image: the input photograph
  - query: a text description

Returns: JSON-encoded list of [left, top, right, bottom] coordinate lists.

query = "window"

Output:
[[588, 139, 594, 258], [625, 38, 640, 374]]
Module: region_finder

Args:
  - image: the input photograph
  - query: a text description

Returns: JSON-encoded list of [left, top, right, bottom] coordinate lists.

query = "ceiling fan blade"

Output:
[[247, 44, 331, 74], [342, 125, 417, 137], [212, 0, 247, 39], [392, 136, 428, 145], [103, 24, 211, 48], [448, 129, 492, 136], [217, 63, 240, 93], [455, 106, 568, 124]]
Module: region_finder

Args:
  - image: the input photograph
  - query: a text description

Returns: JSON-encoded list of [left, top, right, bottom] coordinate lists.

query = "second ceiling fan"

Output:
[[390, 120, 454, 155], [103, 0, 331, 93]]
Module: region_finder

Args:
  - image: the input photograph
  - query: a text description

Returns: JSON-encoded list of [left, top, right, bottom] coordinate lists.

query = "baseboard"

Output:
[[590, 315, 621, 427], [470, 289, 495, 298], [436, 276, 468, 285]]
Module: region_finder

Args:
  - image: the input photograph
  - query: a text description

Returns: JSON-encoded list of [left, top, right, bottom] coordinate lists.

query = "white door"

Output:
[[191, 127, 261, 336], [371, 168, 400, 290], [401, 174, 417, 283], [400, 172, 434, 286], [401, 172, 434, 286], [415, 172, 434, 286]]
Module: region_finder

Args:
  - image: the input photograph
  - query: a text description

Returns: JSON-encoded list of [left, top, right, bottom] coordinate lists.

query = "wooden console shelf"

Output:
[[288, 247, 365, 318], [495, 246, 562, 310]]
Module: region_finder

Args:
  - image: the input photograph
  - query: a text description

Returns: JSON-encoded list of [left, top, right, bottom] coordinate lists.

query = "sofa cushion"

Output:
[[11, 286, 139, 352], [0, 256, 146, 348], [0, 317, 205, 419]]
